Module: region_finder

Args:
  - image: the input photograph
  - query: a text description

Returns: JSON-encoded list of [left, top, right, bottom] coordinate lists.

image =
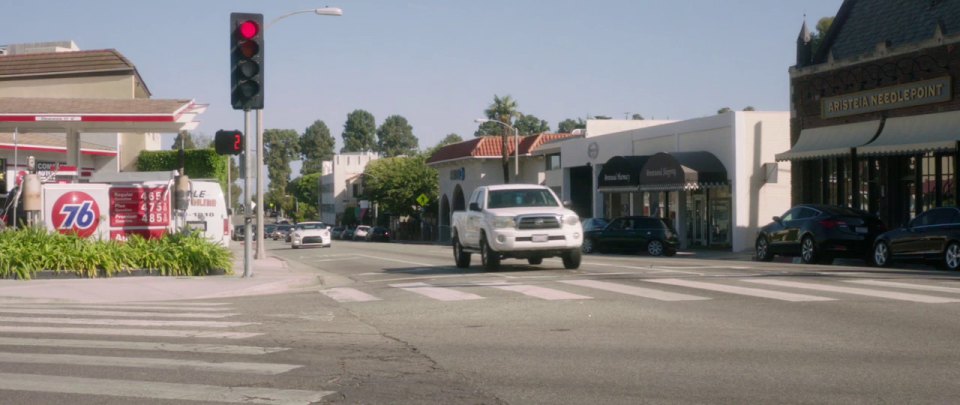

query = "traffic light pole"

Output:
[[242, 110, 253, 278], [255, 109, 266, 260]]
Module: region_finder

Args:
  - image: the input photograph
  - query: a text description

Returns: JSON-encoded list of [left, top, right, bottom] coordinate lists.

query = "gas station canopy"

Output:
[[0, 97, 206, 133]]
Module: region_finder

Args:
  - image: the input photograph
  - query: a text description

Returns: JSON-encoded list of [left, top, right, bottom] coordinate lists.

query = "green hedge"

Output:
[[0, 227, 233, 279], [137, 148, 228, 190]]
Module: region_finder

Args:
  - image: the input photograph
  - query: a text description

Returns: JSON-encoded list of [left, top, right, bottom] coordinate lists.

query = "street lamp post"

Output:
[[475, 118, 520, 179], [253, 7, 342, 261]]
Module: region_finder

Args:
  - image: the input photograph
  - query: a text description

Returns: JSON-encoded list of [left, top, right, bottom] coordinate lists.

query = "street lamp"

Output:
[[475, 118, 520, 177], [252, 7, 342, 262]]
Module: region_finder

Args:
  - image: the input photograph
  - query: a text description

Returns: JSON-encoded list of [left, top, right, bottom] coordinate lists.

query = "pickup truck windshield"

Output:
[[487, 189, 559, 208]]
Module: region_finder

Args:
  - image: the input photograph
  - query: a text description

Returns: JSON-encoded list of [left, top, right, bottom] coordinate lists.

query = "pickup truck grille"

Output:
[[517, 215, 561, 230]]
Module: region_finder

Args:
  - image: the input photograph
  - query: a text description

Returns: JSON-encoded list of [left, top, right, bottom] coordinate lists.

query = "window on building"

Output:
[[824, 159, 838, 205], [941, 154, 955, 207], [922, 153, 937, 212], [352, 184, 360, 197], [546, 153, 561, 170], [842, 157, 853, 207]]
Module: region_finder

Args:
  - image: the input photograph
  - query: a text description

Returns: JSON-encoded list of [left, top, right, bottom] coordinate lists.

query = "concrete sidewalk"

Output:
[[0, 245, 321, 304]]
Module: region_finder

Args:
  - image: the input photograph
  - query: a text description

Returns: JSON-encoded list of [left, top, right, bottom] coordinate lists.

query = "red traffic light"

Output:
[[238, 20, 259, 39]]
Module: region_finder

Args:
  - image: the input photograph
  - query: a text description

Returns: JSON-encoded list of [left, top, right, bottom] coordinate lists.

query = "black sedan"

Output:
[[872, 207, 960, 270], [582, 216, 678, 256], [755, 204, 886, 264], [366, 226, 392, 242]]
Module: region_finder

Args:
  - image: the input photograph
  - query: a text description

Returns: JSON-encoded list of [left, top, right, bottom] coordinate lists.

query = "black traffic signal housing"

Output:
[[230, 13, 264, 110], [215, 130, 244, 155]]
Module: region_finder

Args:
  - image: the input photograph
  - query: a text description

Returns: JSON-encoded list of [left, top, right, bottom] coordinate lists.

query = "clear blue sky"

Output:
[[7, 0, 842, 153]]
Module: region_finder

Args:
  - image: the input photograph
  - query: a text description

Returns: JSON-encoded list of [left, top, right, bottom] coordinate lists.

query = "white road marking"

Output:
[[0, 326, 260, 339], [645, 278, 835, 302], [582, 261, 704, 275], [320, 288, 382, 303], [356, 254, 436, 267], [118, 302, 231, 307], [743, 279, 960, 303], [0, 316, 254, 328], [0, 337, 286, 355], [560, 280, 709, 301], [0, 352, 301, 375], [390, 282, 484, 301], [488, 284, 593, 300], [4, 304, 233, 312], [0, 308, 238, 318], [846, 279, 960, 294], [0, 372, 334, 404]]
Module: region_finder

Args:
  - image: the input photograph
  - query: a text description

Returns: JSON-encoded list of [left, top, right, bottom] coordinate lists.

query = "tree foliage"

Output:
[[717, 107, 733, 114], [514, 113, 550, 136], [171, 130, 197, 150], [473, 121, 502, 137], [423, 133, 464, 161], [341, 109, 377, 153], [263, 129, 301, 205], [376, 115, 419, 157], [557, 118, 586, 133], [300, 120, 335, 175], [811, 16, 835, 55], [631, 113, 645, 120], [136, 149, 227, 194], [483, 94, 519, 184], [362, 155, 438, 219]]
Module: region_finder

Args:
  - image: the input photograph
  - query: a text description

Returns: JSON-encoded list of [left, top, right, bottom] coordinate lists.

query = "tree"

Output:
[[557, 118, 586, 133], [287, 173, 322, 222], [299, 120, 335, 175], [592, 115, 612, 120], [341, 110, 377, 153], [376, 115, 419, 157], [631, 113, 645, 120], [263, 129, 301, 209], [742, 106, 756, 111], [473, 121, 502, 137], [483, 94, 520, 184], [171, 130, 196, 150], [717, 107, 733, 114], [439, 133, 462, 146], [514, 113, 550, 136], [362, 155, 438, 219]]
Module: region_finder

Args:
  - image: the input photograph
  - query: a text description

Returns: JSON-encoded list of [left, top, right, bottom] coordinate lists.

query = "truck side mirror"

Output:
[[469, 202, 480, 212], [563, 200, 573, 208]]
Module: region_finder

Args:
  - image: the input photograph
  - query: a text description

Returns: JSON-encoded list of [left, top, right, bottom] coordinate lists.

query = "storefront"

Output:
[[783, 1, 960, 229]]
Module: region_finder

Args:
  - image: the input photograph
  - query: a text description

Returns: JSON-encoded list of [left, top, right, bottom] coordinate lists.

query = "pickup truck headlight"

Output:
[[493, 216, 516, 228], [563, 215, 580, 226]]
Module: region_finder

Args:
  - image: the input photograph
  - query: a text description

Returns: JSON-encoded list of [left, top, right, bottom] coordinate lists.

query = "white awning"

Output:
[[775, 120, 881, 161], [857, 110, 960, 156]]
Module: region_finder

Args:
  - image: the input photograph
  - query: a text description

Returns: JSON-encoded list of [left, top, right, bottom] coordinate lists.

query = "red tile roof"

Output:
[[427, 133, 577, 165]]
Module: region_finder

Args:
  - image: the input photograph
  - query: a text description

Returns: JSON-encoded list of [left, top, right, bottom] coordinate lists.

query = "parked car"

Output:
[[582, 216, 678, 256], [872, 206, 960, 270], [366, 226, 392, 242], [581, 217, 609, 233], [290, 221, 332, 249], [232, 224, 258, 241], [755, 204, 886, 264], [340, 227, 356, 240], [330, 226, 345, 240], [264, 224, 277, 239], [272, 224, 293, 241], [353, 225, 372, 241]]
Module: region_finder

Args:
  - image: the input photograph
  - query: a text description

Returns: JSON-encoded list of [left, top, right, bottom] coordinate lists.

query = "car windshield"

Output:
[[487, 189, 559, 209], [297, 223, 326, 230]]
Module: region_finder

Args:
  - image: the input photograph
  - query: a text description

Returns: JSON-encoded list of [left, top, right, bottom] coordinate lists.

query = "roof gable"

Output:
[[0, 49, 151, 97]]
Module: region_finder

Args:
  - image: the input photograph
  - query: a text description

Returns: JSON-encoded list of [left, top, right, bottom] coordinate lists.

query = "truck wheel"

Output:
[[527, 258, 543, 265], [452, 235, 471, 268], [562, 249, 581, 269], [480, 235, 500, 271]]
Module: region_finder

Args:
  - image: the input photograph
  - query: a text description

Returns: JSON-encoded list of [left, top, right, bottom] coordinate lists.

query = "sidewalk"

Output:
[[0, 244, 321, 304]]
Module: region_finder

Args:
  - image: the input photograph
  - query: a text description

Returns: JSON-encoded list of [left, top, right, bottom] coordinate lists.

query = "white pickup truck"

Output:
[[450, 184, 582, 270]]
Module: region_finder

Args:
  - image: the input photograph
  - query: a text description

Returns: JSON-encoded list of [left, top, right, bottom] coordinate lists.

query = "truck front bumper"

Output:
[[487, 228, 582, 255]]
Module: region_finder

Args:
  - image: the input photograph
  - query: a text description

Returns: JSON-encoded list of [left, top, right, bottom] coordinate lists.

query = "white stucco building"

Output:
[[320, 152, 380, 225]]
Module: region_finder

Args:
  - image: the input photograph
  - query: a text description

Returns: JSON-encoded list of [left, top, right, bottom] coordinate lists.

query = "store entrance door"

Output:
[[686, 192, 708, 247]]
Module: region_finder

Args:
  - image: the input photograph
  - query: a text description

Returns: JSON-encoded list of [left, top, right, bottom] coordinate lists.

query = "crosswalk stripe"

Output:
[[645, 278, 835, 302], [0, 308, 238, 318], [3, 304, 233, 312], [559, 280, 709, 301], [478, 283, 592, 300], [320, 288, 382, 303], [118, 302, 232, 307], [846, 279, 960, 294], [0, 326, 260, 339], [0, 352, 301, 375], [0, 337, 286, 355], [743, 279, 960, 303], [390, 282, 484, 301], [0, 372, 334, 404], [0, 316, 254, 328]]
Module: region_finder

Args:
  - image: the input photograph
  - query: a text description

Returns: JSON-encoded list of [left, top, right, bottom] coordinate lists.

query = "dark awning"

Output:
[[597, 155, 650, 192], [638, 152, 728, 191]]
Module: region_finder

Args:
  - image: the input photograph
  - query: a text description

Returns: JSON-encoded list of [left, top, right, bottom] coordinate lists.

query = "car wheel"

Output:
[[582, 238, 595, 254], [872, 241, 891, 267], [800, 236, 820, 264], [562, 249, 582, 269], [480, 235, 500, 271], [452, 235, 471, 269], [647, 240, 665, 256], [755, 236, 774, 262], [527, 258, 543, 265], [943, 241, 960, 271]]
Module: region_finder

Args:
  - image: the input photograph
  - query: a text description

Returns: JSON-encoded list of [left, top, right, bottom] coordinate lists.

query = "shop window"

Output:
[[545, 153, 561, 171], [804, 160, 822, 204], [942, 155, 956, 207], [857, 159, 870, 212], [842, 157, 853, 207], [708, 187, 731, 246], [824, 159, 838, 205], [922, 153, 936, 212]]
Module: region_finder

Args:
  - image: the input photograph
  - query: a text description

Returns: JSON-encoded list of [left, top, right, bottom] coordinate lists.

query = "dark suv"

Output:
[[872, 207, 960, 270], [756, 204, 886, 264], [582, 216, 678, 256]]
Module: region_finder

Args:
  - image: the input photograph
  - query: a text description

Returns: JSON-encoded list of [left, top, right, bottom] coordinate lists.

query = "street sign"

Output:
[[416, 193, 429, 207]]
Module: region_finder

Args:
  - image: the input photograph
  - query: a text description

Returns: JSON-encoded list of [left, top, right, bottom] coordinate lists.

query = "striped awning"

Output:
[[857, 110, 960, 156], [775, 120, 881, 161]]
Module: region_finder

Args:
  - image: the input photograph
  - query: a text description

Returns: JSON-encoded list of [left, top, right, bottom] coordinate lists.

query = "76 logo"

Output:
[[52, 192, 101, 238], [59, 201, 97, 229]]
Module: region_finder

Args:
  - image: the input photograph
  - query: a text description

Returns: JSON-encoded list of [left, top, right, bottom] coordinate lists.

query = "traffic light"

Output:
[[215, 130, 244, 155], [230, 12, 264, 110]]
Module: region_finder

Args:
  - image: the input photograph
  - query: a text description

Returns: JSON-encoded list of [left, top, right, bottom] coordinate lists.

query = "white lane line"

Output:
[[559, 280, 709, 301], [0, 316, 254, 328], [0, 352, 301, 375], [0, 337, 286, 355], [320, 288, 382, 303], [645, 278, 835, 302], [390, 282, 484, 301], [488, 284, 593, 301], [743, 279, 960, 303], [0, 326, 260, 339], [0, 372, 334, 404], [119, 302, 232, 307], [356, 254, 437, 267], [846, 280, 960, 294], [0, 308, 238, 318], [4, 304, 232, 312]]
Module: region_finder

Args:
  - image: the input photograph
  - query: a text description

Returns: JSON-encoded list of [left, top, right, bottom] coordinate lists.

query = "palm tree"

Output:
[[484, 95, 520, 183]]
